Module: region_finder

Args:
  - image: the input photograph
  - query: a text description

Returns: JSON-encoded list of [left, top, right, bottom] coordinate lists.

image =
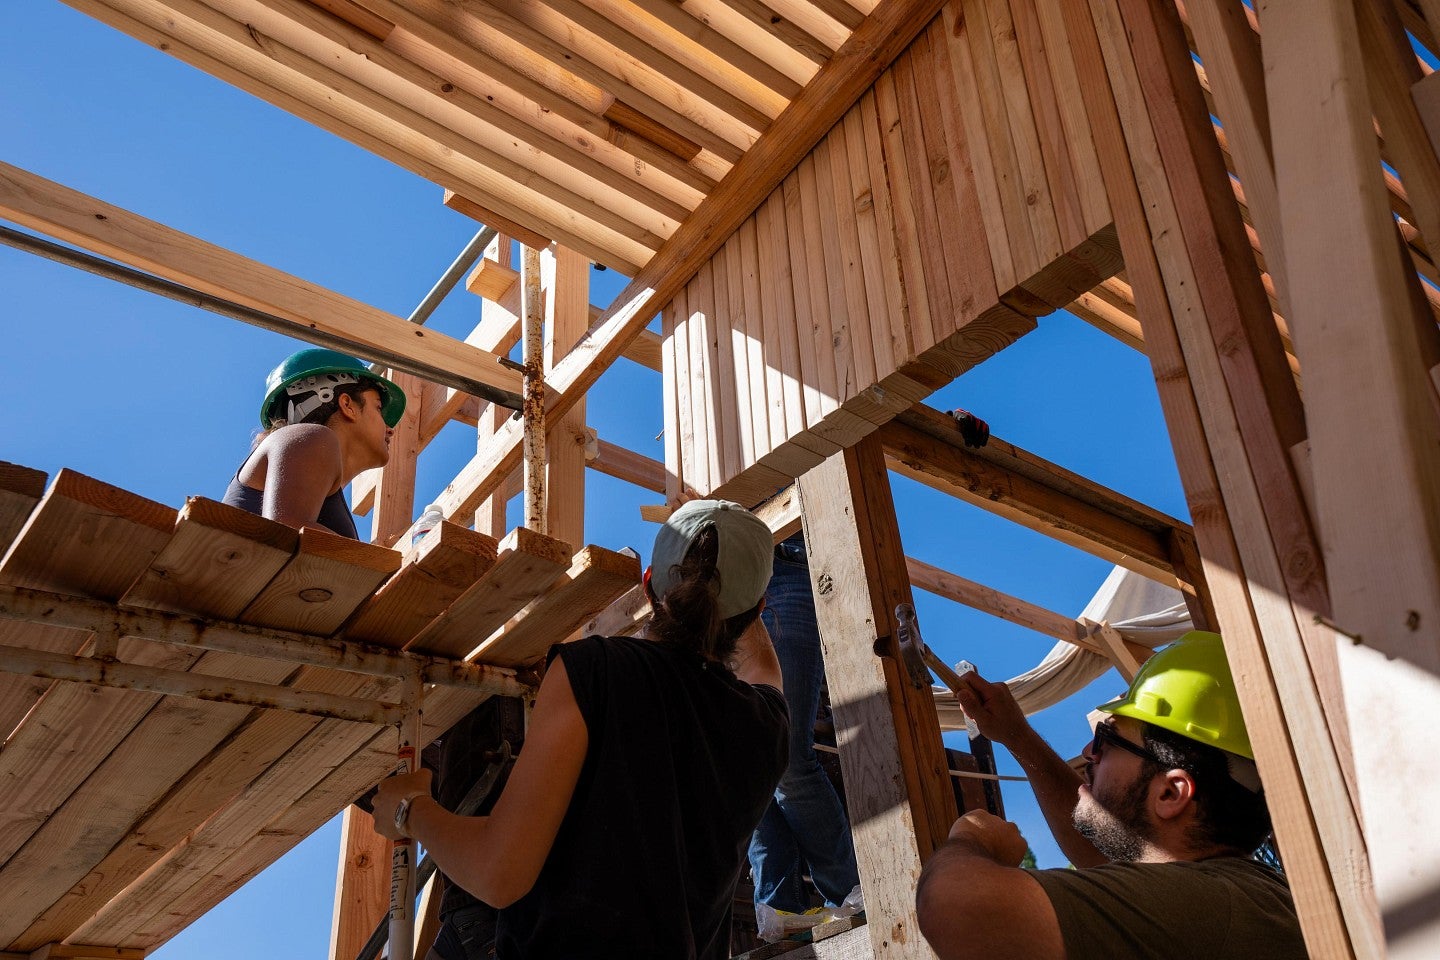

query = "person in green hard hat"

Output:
[[915, 631, 1306, 960], [222, 347, 405, 539]]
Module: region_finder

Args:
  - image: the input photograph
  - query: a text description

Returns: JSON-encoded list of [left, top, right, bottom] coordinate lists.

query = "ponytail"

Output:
[[647, 525, 762, 664]]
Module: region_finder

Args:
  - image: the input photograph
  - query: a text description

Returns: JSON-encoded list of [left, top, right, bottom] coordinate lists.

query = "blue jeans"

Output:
[[747, 536, 860, 912]]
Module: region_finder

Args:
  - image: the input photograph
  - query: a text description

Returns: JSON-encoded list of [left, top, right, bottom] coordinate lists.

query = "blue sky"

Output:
[[3, 4, 1190, 957]]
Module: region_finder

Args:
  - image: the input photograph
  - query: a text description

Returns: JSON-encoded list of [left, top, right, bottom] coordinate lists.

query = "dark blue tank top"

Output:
[[222, 459, 359, 540]]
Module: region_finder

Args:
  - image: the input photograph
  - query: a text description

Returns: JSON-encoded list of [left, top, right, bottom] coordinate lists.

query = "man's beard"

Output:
[[1073, 769, 1153, 862]]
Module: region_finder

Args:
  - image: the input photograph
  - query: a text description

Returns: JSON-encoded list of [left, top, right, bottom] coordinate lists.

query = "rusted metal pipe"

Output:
[[520, 243, 548, 534]]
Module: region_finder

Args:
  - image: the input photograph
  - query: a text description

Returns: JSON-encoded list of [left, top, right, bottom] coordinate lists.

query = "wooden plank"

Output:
[[905, 556, 1086, 647], [69, 686, 397, 948], [465, 256, 518, 305], [0, 649, 291, 950], [909, 26, 999, 333], [841, 105, 898, 391], [327, 806, 390, 960], [239, 526, 400, 635], [684, 273, 714, 495], [797, 436, 955, 960], [1065, 0, 1372, 955], [779, 174, 830, 438], [661, 299, 684, 504], [0, 462, 46, 555], [575, 582, 651, 639], [0, 469, 175, 600], [737, 217, 775, 463], [444, 190, 553, 255], [407, 527, 572, 659], [367, 370, 423, 546], [589, 440, 666, 493], [707, 236, 744, 483], [1262, 2, 1440, 957], [1030, 0, 1110, 237], [0, 161, 523, 400], [812, 135, 860, 407], [236, 0, 689, 237], [696, 261, 731, 485], [27, 946, 144, 960], [120, 497, 298, 619], [759, 192, 812, 456], [672, 283, 700, 495], [879, 416, 1177, 583], [1006, 0, 1086, 251], [342, 521, 499, 648], [544, 244, 591, 546], [854, 90, 914, 378], [794, 155, 844, 420], [469, 545, 641, 665], [824, 117, 880, 401]]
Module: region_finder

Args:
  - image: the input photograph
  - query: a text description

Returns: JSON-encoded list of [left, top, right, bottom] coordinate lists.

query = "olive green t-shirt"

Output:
[[1029, 857, 1306, 960]]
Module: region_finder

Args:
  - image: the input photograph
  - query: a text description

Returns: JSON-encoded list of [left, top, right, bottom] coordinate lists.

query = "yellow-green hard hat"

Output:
[[1096, 630, 1253, 760]]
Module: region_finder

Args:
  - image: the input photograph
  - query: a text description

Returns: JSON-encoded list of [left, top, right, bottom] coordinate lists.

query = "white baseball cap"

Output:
[[649, 499, 773, 619]]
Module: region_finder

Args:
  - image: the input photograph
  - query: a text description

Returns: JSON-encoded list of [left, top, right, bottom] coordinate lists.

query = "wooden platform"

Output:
[[0, 463, 639, 956]]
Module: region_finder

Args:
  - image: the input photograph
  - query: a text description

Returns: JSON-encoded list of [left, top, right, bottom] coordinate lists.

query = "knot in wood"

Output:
[[816, 573, 834, 596], [298, 587, 333, 604]]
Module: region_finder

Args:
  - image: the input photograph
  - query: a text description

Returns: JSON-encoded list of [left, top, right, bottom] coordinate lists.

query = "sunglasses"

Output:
[[1089, 721, 1165, 765]]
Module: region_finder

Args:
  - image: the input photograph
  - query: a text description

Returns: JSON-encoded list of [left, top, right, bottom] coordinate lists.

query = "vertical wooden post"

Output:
[[327, 806, 389, 960], [520, 244, 546, 535], [474, 234, 515, 537], [1261, 1, 1440, 956], [543, 245, 590, 548], [368, 372, 423, 548], [797, 435, 956, 960], [1063, 0, 1377, 954]]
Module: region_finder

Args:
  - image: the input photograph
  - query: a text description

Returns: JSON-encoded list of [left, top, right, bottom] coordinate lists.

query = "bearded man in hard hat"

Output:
[[223, 347, 404, 537], [916, 631, 1305, 960]]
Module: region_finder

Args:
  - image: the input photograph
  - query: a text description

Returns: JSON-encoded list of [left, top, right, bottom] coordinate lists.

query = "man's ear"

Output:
[[1152, 768, 1198, 822]]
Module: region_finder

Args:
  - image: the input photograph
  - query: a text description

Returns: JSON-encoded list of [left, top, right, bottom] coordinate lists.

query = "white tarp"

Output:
[[934, 566, 1193, 732]]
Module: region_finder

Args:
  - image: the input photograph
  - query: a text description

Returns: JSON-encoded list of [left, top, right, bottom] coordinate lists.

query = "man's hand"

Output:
[[947, 810, 1029, 867], [372, 767, 433, 841], [953, 670, 1033, 748]]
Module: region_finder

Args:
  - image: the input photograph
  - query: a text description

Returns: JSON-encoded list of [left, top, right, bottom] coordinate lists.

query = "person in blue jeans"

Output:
[[747, 532, 861, 916]]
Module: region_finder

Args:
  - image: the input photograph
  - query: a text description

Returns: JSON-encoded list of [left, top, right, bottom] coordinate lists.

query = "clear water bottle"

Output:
[[410, 503, 444, 547]]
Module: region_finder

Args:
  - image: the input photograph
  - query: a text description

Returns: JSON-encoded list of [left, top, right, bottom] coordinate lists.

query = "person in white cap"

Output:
[[374, 499, 787, 960]]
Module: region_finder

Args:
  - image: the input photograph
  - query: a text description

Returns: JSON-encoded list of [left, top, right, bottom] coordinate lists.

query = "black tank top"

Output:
[[222, 456, 359, 540]]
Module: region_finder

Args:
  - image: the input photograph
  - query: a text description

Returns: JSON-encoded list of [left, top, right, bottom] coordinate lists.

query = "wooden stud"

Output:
[[684, 273, 715, 495], [343, 522, 499, 649], [544, 245, 591, 547], [812, 136, 860, 407], [1263, 2, 1440, 956], [469, 545, 641, 665], [797, 436, 956, 960], [707, 236, 744, 483], [661, 298, 683, 506], [907, 555, 1091, 651], [823, 118, 880, 402]]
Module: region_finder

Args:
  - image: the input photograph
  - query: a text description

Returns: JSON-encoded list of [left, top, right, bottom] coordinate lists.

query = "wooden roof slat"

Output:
[[238, 526, 400, 635], [803, 0, 868, 32], [470, 545, 641, 665], [0, 462, 46, 556], [119, 498, 298, 620], [382, 22, 717, 199], [762, 0, 855, 50], [386, 0, 746, 168], [607, 0, 804, 104], [484, 0, 775, 142], [407, 527, 572, 659], [342, 522, 499, 649], [241, 0, 695, 232]]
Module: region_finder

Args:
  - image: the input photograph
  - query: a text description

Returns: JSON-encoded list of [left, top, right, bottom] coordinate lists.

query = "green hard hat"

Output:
[[1097, 630, 1253, 760], [261, 348, 406, 428]]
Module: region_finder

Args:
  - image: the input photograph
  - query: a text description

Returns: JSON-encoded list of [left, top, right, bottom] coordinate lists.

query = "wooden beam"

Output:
[[544, 245, 591, 548], [0, 162, 522, 402], [1068, 0, 1374, 954], [0, 462, 46, 555], [879, 405, 1182, 586], [1263, 1, 1440, 956], [904, 555, 1090, 650], [587, 439, 666, 493], [797, 435, 955, 960], [328, 805, 390, 960]]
